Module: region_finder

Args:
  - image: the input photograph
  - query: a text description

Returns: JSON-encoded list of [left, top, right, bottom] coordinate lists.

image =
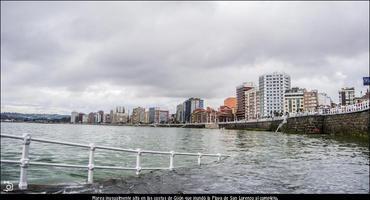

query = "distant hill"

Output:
[[1, 112, 70, 123]]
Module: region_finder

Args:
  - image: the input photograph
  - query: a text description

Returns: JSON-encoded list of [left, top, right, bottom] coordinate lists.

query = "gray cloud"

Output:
[[1, 1, 369, 114]]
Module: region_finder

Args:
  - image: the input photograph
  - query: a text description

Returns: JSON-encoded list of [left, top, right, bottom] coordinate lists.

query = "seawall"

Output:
[[220, 109, 369, 137], [219, 120, 282, 131], [322, 110, 369, 137]]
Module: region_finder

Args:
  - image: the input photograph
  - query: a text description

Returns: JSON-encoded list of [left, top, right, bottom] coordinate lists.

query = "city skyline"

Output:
[[1, 1, 369, 115]]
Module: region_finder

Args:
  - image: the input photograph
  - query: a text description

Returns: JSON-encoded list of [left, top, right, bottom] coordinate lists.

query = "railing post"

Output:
[[169, 151, 175, 170], [197, 152, 202, 166], [87, 143, 95, 184], [136, 149, 141, 175], [19, 133, 31, 190]]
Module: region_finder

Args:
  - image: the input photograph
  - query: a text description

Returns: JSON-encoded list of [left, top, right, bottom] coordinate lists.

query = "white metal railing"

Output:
[[0, 134, 230, 190], [287, 100, 369, 118]]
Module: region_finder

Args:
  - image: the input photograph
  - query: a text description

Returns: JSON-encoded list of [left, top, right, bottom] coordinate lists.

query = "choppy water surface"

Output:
[[1, 122, 369, 193]]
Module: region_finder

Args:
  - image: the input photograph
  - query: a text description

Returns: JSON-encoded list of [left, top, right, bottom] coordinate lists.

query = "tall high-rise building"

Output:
[[82, 114, 88, 123], [144, 111, 149, 124], [132, 107, 145, 124], [149, 107, 157, 124], [338, 87, 355, 106], [236, 82, 254, 120], [149, 107, 169, 123], [78, 113, 84, 123], [97, 110, 104, 123], [115, 106, 125, 113], [176, 104, 184, 123], [259, 72, 291, 117], [111, 106, 128, 124], [103, 113, 111, 123], [245, 88, 260, 120], [304, 90, 318, 112], [94, 112, 101, 123], [88, 112, 95, 123], [71, 111, 79, 123], [114, 112, 128, 124], [183, 98, 204, 123], [284, 87, 305, 114]]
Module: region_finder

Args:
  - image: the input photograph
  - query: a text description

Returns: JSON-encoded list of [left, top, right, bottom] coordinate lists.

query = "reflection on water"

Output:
[[1, 122, 369, 193]]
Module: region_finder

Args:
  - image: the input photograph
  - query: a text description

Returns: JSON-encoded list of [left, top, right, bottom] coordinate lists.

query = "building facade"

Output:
[[304, 90, 318, 112], [354, 90, 369, 104], [224, 97, 236, 120], [224, 97, 236, 111], [94, 112, 101, 123], [235, 82, 254, 120], [148, 107, 157, 124], [158, 110, 169, 123], [259, 72, 291, 117], [82, 114, 88, 123], [103, 113, 111, 123], [338, 87, 355, 106], [71, 111, 79, 123], [284, 87, 305, 114], [144, 111, 149, 124], [88, 112, 95, 123], [111, 106, 128, 124], [115, 106, 125, 113], [317, 93, 332, 109], [114, 112, 128, 124], [131, 107, 145, 124], [149, 107, 169, 124], [97, 111, 104, 123], [217, 106, 234, 122], [77, 113, 84, 123], [191, 108, 208, 123], [176, 104, 184, 123], [183, 97, 204, 123], [206, 107, 218, 123], [245, 88, 260, 120]]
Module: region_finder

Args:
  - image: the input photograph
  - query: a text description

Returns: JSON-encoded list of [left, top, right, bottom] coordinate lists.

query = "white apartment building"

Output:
[[82, 114, 88, 123], [259, 72, 291, 117], [71, 111, 79, 123], [94, 113, 101, 123], [339, 87, 355, 106], [318, 93, 332, 108], [284, 87, 305, 114]]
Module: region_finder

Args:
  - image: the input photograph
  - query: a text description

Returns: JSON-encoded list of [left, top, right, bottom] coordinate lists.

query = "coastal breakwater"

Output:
[[220, 109, 369, 137]]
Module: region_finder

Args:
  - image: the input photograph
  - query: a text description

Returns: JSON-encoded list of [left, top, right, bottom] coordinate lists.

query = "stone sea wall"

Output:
[[219, 120, 282, 131], [220, 109, 369, 137]]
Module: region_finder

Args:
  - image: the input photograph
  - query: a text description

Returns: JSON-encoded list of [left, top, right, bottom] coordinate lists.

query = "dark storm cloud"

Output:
[[1, 1, 368, 114]]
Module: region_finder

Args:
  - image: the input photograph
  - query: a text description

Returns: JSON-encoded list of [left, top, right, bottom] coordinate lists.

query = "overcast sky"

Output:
[[1, 1, 369, 115]]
